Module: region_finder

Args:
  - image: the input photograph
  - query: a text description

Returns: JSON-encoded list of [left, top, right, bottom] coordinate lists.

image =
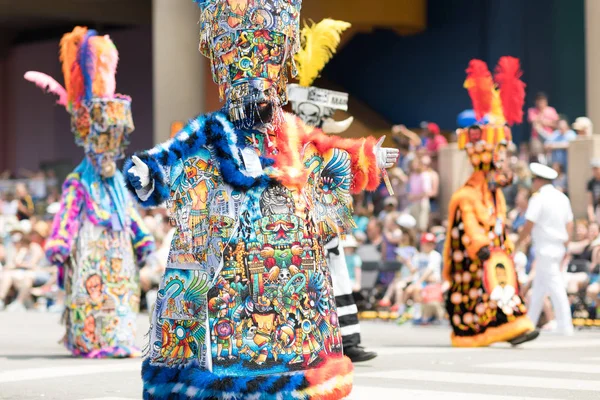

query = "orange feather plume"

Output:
[[464, 59, 494, 121], [494, 56, 526, 126], [90, 35, 119, 98], [59, 27, 88, 110]]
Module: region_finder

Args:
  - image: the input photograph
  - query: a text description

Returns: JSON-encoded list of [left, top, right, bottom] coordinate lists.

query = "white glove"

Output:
[[374, 136, 400, 169], [127, 156, 150, 189]]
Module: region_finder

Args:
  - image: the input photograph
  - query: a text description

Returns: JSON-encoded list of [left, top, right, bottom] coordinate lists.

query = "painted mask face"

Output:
[[196, 0, 302, 126], [467, 126, 483, 143], [72, 97, 134, 176], [488, 143, 513, 189]]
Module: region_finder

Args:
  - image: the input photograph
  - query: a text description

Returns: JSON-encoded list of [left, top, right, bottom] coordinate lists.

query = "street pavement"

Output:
[[1, 312, 599, 400]]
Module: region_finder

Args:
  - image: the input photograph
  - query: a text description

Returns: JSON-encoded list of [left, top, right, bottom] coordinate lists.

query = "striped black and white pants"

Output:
[[325, 237, 361, 349]]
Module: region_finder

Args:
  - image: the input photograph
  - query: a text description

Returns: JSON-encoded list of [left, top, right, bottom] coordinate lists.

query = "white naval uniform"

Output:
[[525, 184, 574, 335]]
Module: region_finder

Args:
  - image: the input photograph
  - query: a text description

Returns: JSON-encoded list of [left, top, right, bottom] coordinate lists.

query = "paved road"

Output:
[[1, 312, 599, 399]]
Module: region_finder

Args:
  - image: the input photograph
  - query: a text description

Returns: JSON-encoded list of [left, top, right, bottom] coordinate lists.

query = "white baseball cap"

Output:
[[572, 116, 592, 132], [530, 162, 558, 181], [396, 213, 417, 229]]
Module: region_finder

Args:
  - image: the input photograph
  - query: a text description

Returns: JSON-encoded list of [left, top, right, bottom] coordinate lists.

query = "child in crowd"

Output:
[[382, 212, 402, 262], [342, 235, 362, 293], [404, 233, 443, 324], [378, 216, 418, 310]]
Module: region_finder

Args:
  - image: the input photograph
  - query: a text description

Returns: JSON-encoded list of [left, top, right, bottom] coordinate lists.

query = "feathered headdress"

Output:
[[464, 60, 494, 121], [457, 56, 526, 149], [25, 26, 119, 113], [494, 56, 526, 126], [294, 19, 351, 87], [25, 27, 131, 149]]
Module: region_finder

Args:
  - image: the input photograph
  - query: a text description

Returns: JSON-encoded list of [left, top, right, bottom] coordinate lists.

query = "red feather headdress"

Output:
[[464, 59, 494, 121], [494, 56, 526, 126]]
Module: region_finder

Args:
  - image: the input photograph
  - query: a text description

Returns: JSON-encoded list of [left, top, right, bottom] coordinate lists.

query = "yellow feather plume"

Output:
[[295, 19, 351, 87], [488, 86, 506, 125]]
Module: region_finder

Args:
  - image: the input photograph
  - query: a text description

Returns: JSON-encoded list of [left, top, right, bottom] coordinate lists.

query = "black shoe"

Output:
[[344, 345, 378, 363], [508, 329, 540, 346]]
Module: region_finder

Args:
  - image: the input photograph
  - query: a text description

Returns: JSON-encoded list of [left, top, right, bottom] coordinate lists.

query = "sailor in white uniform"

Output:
[[516, 163, 574, 335]]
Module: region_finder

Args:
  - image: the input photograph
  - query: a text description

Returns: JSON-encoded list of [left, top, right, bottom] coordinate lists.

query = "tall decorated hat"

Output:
[[194, 0, 302, 127], [288, 18, 353, 134], [457, 56, 526, 175], [24, 27, 134, 169]]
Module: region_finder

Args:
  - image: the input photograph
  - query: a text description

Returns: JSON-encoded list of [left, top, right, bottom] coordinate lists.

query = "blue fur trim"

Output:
[[123, 156, 170, 208], [141, 359, 311, 400], [124, 111, 273, 208], [78, 30, 98, 103]]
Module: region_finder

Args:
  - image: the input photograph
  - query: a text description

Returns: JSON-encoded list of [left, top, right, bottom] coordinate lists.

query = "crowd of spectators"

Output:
[[0, 95, 599, 332]]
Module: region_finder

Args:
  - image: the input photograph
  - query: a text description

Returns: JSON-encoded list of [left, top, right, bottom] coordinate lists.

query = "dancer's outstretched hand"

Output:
[[127, 156, 150, 190], [374, 136, 400, 169]]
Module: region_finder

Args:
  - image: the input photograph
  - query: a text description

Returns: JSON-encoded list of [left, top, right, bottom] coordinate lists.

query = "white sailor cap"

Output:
[[530, 162, 558, 180], [591, 158, 600, 168], [396, 213, 417, 229]]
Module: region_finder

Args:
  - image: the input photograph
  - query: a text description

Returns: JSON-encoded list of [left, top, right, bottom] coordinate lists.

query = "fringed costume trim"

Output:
[[141, 356, 353, 400], [451, 315, 535, 347], [125, 112, 381, 207]]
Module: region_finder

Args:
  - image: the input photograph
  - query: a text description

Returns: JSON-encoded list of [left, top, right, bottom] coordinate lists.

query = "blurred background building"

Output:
[[0, 0, 591, 173]]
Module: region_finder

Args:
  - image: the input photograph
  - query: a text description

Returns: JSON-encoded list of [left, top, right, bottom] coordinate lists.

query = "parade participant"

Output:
[[25, 27, 155, 358], [125, 1, 398, 399], [444, 57, 539, 347], [515, 163, 574, 335], [288, 18, 376, 363]]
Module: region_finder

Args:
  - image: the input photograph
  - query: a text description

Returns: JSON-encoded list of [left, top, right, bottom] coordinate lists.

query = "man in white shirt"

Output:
[[516, 163, 574, 335]]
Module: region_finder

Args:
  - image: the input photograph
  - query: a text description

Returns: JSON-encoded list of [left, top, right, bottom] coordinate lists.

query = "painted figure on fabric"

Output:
[[125, 1, 398, 399], [444, 57, 538, 347], [288, 18, 377, 363], [26, 27, 154, 358]]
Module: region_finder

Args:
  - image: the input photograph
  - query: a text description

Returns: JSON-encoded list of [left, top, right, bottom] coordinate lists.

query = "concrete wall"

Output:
[[586, 0, 600, 127], [438, 143, 473, 220], [152, 0, 206, 144], [569, 136, 600, 218]]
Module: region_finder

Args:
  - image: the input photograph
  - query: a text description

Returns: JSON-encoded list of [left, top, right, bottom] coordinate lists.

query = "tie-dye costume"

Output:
[[26, 27, 154, 358], [444, 57, 535, 347]]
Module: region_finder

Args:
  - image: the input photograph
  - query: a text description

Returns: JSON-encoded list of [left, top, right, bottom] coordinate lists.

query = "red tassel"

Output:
[[466, 59, 494, 121], [494, 56, 526, 126]]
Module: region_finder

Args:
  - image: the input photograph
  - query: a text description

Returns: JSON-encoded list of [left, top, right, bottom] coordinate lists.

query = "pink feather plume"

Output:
[[24, 71, 68, 107]]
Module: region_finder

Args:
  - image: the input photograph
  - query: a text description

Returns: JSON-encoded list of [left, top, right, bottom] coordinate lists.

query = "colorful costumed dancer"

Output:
[[444, 57, 539, 347], [288, 18, 376, 363], [125, 1, 398, 398], [26, 27, 155, 358]]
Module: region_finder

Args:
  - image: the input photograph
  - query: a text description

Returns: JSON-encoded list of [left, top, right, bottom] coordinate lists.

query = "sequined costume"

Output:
[[26, 27, 154, 358], [444, 57, 536, 347], [124, 1, 396, 398]]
